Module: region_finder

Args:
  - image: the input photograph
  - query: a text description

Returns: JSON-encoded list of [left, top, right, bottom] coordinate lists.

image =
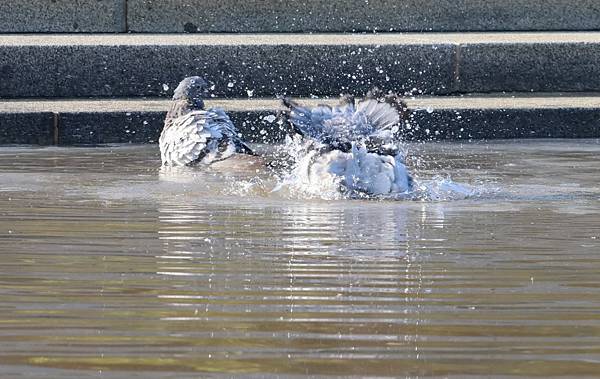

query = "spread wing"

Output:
[[159, 109, 251, 166], [356, 99, 400, 134], [282, 98, 339, 140], [283, 94, 406, 152]]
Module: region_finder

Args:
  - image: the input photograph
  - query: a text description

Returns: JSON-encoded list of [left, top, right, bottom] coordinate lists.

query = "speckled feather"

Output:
[[282, 92, 413, 196], [159, 77, 253, 166], [160, 108, 250, 166], [283, 93, 408, 154]]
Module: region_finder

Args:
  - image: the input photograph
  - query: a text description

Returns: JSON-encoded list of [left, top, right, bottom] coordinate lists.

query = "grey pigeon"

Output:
[[159, 76, 253, 166], [281, 90, 413, 196], [283, 90, 410, 156]]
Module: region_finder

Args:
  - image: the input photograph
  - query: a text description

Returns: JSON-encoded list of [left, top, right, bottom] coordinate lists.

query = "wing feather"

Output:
[[356, 99, 400, 131], [160, 109, 250, 166]]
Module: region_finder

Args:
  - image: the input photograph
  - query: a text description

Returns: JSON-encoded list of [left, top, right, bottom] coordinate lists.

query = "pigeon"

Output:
[[281, 90, 413, 197], [159, 76, 254, 166]]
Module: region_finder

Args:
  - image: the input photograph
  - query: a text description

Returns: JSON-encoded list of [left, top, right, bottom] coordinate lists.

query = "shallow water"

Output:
[[0, 140, 599, 378]]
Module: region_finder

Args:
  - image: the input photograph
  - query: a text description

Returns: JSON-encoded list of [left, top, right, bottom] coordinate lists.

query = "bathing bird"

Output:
[[282, 90, 413, 197], [159, 76, 254, 166]]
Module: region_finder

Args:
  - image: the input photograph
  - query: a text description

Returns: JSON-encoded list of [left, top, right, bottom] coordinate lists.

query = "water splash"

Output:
[[409, 176, 488, 201], [270, 133, 486, 202]]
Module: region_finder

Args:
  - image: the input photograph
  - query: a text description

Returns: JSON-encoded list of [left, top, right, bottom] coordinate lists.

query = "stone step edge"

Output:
[[1, 94, 599, 145], [3, 32, 600, 98], [2, 32, 600, 46], [2, 0, 600, 33], [3, 94, 600, 113]]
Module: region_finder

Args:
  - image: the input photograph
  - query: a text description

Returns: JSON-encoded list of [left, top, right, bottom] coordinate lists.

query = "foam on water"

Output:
[[267, 136, 490, 202]]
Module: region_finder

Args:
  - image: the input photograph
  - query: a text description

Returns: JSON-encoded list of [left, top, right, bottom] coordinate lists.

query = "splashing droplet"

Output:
[[263, 115, 277, 123]]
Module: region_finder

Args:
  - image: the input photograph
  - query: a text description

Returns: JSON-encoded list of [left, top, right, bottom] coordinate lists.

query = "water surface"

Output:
[[1, 140, 599, 378]]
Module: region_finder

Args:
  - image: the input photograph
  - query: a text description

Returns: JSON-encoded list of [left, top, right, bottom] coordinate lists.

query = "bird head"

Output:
[[172, 76, 209, 109]]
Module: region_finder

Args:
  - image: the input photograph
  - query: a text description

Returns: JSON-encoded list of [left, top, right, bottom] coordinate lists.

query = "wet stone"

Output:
[[0, 113, 54, 145], [58, 112, 164, 145]]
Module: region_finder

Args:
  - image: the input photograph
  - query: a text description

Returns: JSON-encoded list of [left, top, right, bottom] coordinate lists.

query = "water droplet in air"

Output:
[[263, 115, 277, 123]]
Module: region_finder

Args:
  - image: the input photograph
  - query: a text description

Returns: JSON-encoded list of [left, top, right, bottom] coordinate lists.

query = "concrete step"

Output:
[[0, 1, 126, 33], [2, 33, 600, 99], [2, 1, 599, 33], [127, 0, 600, 33], [1, 94, 599, 145]]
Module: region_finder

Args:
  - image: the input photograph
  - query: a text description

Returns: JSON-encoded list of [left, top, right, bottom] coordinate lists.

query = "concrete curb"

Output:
[[1, 96, 599, 145], [127, 0, 600, 33], [2, 1, 599, 33], [2, 33, 600, 98], [0, 1, 126, 33]]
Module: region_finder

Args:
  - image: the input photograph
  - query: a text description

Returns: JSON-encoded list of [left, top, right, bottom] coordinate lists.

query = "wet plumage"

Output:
[[159, 76, 253, 166], [282, 90, 413, 196]]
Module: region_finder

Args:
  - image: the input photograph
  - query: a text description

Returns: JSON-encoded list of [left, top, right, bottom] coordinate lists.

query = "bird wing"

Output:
[[283, 94, 409, 157], [282, 98, 338, 139], [355, 99, 400, 133], [160, 110, 244, 166], [208, 108, 255, 156]]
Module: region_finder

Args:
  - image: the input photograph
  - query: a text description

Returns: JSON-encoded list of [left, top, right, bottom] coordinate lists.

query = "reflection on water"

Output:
[[0, 140, 599, 377]]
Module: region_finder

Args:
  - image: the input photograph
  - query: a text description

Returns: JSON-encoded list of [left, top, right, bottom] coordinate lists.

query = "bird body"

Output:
[[159, 77, 252, 166], [282, 91, 413, 197], [293, 143, 412, 197]]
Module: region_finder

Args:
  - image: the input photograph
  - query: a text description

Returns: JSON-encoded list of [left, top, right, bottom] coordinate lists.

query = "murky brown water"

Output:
[[1, 140, 599, 378]]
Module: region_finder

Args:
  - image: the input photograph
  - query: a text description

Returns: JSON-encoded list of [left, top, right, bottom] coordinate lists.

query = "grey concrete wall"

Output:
[[458, 43, 600, 92], [3, 35, 600, 98], [5, 107, 600, 145], [0, 0, 126, 33], [0, 113, 54, 145], [127, 0, 600, 33], [1, 0, 599, 33], [408, 108, 600, 140], [0, 40, 455, 98]]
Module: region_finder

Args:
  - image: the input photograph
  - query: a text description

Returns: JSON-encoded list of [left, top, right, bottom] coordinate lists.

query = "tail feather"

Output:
[[365, 87, 410, 122], [338, 94, 355, 108], [356, 99, 399, 131], [382, 92, 410, 121]]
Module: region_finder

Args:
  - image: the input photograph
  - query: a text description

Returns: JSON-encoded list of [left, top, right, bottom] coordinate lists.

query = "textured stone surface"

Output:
[[0, 36, 455, 98], [1, 0, 597, 33], [58, 112, 163, 145], [128, 0, 600, 33], [1, 96, 599, 145], [0, 0, 125, 32], [3, 33, 600, 98], [0, 113, 54, 145], [458, 43, 600, 93], [408, 108, 600, 140]]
